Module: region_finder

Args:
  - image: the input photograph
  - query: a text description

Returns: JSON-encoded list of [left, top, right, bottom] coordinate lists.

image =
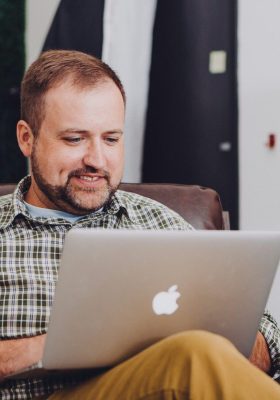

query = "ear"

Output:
[[17, 120, 35, 157]]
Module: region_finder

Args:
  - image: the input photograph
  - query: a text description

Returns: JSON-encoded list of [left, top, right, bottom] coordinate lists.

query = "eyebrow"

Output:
[[57, 129, 124, 136]]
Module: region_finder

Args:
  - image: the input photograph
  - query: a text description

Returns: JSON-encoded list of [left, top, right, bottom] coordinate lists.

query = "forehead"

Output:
[[42, 79, 125, 128], [45, 79, 124, 107]]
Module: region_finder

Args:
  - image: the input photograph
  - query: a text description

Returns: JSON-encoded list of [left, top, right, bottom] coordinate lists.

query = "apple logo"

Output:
[[152, 285, 181, 315]]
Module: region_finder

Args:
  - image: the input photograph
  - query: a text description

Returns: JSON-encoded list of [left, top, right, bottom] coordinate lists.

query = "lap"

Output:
[[48, 331, 280, 400]]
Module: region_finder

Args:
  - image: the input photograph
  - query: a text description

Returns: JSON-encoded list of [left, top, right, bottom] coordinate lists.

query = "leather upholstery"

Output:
[[0, 182, 228, 230], [119, 183, 226, 230], [0, 184, 16, 197]]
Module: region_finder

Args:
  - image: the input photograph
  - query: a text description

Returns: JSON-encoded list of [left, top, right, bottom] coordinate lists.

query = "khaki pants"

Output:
[[49, 331, 280, 399]]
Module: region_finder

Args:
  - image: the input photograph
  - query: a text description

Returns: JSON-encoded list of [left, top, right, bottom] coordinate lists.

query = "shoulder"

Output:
[[115, 190, 193, 230], [0, 194, 14, 228], [0, 193, 13, 209]]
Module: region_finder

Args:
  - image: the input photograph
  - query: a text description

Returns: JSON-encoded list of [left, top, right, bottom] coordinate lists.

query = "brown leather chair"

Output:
[[0, 182, 229, 230]]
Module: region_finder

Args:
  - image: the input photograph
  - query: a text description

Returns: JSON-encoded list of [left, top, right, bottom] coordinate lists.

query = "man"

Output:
[[0, 50, 279, 399]]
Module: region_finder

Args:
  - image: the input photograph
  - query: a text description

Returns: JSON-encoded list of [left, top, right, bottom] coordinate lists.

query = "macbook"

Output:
[[8, 229, 280, 378]]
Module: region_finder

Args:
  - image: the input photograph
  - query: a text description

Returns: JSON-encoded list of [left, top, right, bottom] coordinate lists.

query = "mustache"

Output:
[[67, 167, 110, 182]]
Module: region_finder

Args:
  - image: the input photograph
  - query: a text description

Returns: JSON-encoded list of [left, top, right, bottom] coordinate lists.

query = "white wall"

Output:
[[25, 0, 60, 68], [239, 0, 280, 231]]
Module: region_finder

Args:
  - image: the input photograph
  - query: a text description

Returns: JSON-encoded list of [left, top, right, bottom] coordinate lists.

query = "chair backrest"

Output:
[[0, 184, 16, 197], [0, 182, 229, 230], [119, 183, 228, 230]]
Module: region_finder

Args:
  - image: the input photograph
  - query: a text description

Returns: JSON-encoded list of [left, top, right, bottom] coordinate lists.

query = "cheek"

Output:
[[39, 150, 79, 182], [45, 145, 82, 170], [32, 137, 85, 183], [108, 149, 124, 174]]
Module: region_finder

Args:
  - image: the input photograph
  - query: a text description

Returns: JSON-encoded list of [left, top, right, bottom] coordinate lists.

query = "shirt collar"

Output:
[[110, 190, 133, 220], [0, 176, 132, 228]]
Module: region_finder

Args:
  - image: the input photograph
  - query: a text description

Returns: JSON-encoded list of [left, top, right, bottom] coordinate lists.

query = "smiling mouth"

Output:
[[78, 175, 104, 182], [70, 174, 107, 188], [68, 168, 110, 188]]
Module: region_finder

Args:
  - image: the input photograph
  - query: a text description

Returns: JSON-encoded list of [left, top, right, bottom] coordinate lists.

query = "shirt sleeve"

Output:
[[259, 310, 280, 381]]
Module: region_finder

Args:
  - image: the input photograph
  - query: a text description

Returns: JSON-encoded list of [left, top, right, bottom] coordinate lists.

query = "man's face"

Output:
[[26, 80, 125, 214]]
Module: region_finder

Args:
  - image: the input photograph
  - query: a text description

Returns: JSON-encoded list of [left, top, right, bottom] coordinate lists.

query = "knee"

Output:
[[159, 330, 233, 361]]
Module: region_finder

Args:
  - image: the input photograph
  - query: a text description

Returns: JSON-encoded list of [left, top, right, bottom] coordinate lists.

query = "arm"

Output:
[[250, 311, 280, 379], [249, 331, 271, 372], [0, 334, 46, 378]]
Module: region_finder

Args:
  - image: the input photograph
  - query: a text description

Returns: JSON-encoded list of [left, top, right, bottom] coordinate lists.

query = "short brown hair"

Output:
[[21, 49, 126, 136]]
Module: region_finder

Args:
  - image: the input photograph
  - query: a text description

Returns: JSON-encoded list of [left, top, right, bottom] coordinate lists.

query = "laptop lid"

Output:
[[42, 229, 280, 370]]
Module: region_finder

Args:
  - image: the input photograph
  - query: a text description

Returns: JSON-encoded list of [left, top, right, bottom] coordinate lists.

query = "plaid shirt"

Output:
[[0, 177, 279, 399]]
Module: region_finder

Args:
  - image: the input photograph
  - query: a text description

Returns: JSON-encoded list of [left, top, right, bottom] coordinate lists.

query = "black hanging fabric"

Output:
[[43, 0, 105, 58], [142, 0, 238, 228]]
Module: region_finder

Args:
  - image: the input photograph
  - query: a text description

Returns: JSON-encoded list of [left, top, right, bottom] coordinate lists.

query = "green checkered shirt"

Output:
[[0, 177, 279, 399]]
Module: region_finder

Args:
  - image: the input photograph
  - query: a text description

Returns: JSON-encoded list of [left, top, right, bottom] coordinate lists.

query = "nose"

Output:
[[83, 139, 106, 170]]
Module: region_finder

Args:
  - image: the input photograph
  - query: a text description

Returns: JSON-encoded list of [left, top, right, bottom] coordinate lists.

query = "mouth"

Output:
[[71, 174, 107, 188]]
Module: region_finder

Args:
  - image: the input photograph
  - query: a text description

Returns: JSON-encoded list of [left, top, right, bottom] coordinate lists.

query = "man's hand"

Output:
[[0, 334, 46, 379], [249, 331, 271, 373]]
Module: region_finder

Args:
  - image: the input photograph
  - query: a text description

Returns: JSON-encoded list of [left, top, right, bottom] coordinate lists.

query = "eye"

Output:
[[64, 137, 83, 144], [105, 136, 119, 145]]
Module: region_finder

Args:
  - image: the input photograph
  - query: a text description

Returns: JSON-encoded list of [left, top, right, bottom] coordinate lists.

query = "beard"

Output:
[[30, 150, 119, 215]]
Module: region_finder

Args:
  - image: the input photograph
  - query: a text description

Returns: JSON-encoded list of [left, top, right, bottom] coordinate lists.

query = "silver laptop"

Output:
[[8, 229, 280, 378]]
